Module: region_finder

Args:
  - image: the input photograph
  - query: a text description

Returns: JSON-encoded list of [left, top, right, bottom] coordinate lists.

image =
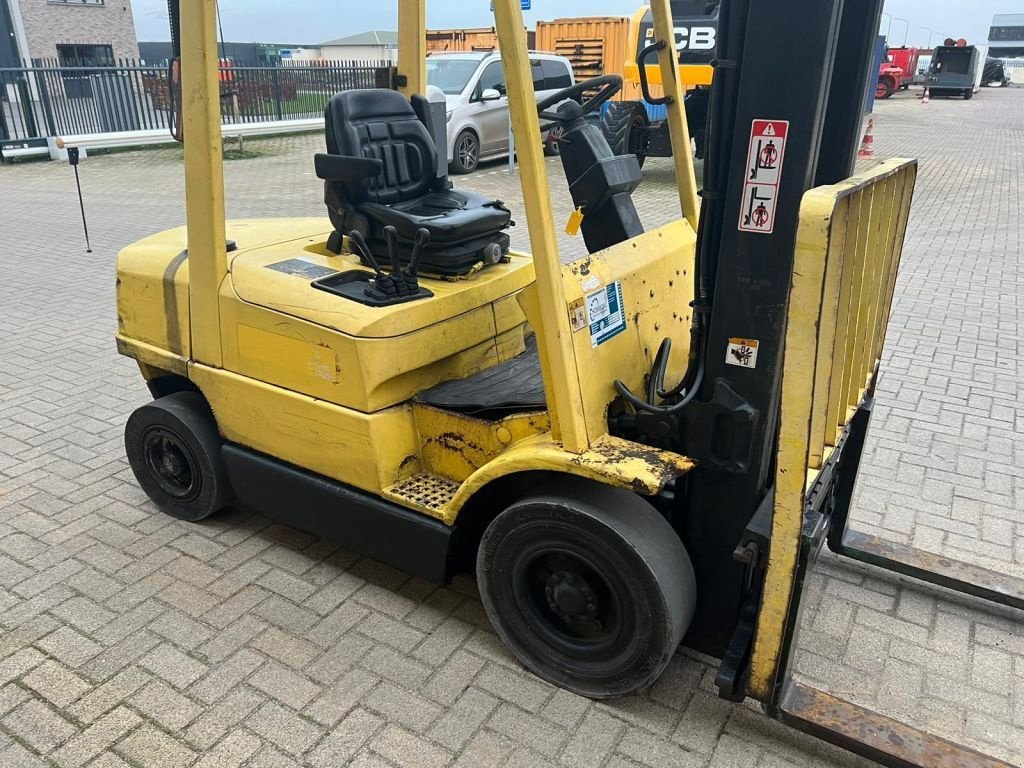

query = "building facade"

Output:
[[4, 0, 139, 65], [320, 31, 397, 62], [988, 13, 1024, 59], [138, 40, 321, 67]]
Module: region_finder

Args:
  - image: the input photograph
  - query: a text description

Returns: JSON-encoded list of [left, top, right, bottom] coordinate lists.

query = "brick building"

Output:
[[1, 0, 139, 65]]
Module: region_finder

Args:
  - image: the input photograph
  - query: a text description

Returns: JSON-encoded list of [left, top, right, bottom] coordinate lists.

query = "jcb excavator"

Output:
[[603, 0, 718, 163], [113, 1, 1022, 765]]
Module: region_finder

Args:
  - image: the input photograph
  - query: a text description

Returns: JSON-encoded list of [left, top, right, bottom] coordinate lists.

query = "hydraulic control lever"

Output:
[[349, 229, 399, 300], [347, 228, 432, 301], [405, 228, 431, 295]]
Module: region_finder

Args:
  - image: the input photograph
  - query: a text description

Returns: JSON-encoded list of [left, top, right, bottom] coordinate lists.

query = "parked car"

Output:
[[426, 51, 576, 174]]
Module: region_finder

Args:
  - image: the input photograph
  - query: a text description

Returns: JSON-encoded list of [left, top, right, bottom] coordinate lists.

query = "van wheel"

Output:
[[477, 480, 695, 698], [543, 125, 564, 156], [125, 392, 233, 522], [450, 130, 480, 174]]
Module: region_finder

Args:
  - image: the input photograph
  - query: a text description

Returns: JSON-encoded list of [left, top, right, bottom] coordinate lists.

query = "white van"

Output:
[[426, 51, 576, 173]]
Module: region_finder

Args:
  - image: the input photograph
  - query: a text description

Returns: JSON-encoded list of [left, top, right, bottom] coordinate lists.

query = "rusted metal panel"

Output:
[[839, 529, 1024, 611], [425, 27, 534, 54], [779, 681, 1016, 768]]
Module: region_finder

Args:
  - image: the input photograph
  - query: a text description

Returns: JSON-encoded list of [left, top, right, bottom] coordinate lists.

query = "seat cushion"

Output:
[[360, 190, 512, 245]]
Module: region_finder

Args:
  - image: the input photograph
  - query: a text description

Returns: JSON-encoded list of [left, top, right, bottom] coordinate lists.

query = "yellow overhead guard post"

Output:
[[397, 0, 426, 96], [492, 0, 590, 453], [180, 0, 227, 367], [650, 0, 700, 231]]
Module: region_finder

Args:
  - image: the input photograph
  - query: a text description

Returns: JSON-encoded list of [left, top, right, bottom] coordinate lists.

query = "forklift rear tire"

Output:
[[125, 392, 233, 522], [477, 480, 695, 698]]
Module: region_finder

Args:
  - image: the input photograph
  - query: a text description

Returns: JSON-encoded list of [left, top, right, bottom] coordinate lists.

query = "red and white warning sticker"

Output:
[[738, 119, 789, 234]]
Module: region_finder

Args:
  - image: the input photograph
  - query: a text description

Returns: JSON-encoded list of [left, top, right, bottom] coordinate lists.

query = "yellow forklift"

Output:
[[116, 1, 1022, 765]]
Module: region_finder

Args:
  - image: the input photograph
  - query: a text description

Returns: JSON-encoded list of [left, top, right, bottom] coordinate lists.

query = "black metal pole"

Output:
[[68, 147, 92, 253]]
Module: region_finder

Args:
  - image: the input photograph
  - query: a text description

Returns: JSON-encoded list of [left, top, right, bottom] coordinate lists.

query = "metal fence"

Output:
[[0, 58, 393, 142]]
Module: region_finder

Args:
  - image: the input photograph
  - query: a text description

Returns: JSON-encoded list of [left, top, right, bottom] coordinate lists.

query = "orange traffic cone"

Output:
[[857, 118, 875, 158], [922, 87, 930, 104]]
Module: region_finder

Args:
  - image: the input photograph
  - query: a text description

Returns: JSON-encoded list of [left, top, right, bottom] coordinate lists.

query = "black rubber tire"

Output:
[[876, 77, 894, 100], [963, 89, 973, 100], [125, 392, 233, 522], [477, 479, 695, 698], [601, 101, 649, 168], [450, 129, 480, 174]]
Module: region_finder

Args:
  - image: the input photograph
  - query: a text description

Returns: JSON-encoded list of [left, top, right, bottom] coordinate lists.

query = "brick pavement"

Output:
[[0, 87, 1021, 767]]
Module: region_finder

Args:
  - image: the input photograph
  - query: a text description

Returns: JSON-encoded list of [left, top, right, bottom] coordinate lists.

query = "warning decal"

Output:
[[726, 338, 759, 368], [738, 119, 789, 234]]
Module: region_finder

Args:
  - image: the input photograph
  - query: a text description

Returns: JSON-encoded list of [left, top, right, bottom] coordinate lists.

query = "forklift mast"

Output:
[[674, 0, 883, 655]]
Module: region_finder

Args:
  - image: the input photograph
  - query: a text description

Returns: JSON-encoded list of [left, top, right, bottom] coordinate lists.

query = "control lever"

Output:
[[382, 226, 406, 296], [348, 230, 398, 299], [404, 228, 431, 295]]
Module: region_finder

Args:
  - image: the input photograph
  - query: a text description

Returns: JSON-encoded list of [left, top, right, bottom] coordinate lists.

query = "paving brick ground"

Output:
[[0, 86, 1021, 767]]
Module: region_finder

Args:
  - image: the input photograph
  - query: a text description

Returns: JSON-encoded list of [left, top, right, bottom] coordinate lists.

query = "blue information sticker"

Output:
[[586, 281, 626, 348]]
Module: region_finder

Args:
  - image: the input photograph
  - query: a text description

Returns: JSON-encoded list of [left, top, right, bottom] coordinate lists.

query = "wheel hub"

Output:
[[545, 571, 598, 624], [161, 450, 184, 477], [142, 427, 198, 500]]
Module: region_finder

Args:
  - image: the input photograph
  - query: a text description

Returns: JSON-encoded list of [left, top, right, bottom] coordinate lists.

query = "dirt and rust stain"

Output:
[[427, 431, 488, 459], [569, 257, 592, 277], [782, 682, 1009, 768], [399, 454, 419, 471]]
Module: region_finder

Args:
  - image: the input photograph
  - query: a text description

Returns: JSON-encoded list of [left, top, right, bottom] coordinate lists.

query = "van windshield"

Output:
[[427, 59, 481, 95]]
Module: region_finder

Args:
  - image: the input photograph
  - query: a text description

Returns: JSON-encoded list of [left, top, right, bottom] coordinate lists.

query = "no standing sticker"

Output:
[[738, 119, 789, 234]]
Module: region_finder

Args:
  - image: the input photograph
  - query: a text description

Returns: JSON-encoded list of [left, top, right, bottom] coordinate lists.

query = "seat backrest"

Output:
[[325, 89, 438, 206]]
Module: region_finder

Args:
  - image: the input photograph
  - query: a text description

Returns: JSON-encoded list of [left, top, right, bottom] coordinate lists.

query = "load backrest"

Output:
[[325, 89, 438, 206]]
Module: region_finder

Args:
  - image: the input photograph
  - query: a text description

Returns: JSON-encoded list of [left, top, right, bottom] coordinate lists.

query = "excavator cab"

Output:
[[114, 1, 1021, 766]]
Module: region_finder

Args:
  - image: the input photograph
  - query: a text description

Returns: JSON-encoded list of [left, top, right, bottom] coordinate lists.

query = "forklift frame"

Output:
[[168, 1, 1022, 766]]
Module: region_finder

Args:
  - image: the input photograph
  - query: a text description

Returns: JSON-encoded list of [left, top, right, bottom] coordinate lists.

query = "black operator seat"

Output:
[[316, 89, 512, 277]]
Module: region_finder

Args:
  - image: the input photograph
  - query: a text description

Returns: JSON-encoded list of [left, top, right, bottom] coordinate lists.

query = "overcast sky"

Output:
[[130, 1, 1009, 49]]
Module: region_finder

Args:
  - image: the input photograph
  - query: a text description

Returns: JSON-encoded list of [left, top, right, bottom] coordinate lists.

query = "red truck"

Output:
[[877, 46, 920, 98], [888, 47, 921, 86]]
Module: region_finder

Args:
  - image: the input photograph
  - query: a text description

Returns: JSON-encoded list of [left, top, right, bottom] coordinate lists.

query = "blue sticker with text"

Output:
[[587, 281, 626, 348]]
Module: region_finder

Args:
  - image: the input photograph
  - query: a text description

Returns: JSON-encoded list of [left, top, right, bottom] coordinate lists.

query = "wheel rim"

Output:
[[141, 426, 201, 501], [505, 536, 643, 673], [547, 125, 564, 154], [457, 133, 477, 168]]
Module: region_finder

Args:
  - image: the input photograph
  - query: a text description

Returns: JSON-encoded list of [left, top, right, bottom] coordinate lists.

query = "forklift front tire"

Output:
[[125, 392, 233, 522], [477, 480, 695, 699]]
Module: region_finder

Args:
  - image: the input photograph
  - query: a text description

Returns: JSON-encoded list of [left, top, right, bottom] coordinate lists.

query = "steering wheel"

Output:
[[536, 74, 623, 122]]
